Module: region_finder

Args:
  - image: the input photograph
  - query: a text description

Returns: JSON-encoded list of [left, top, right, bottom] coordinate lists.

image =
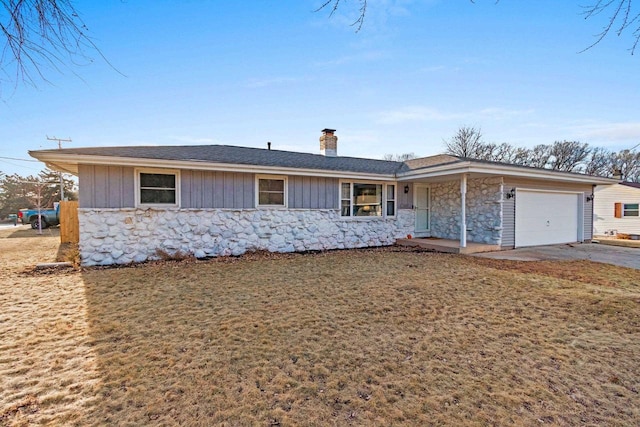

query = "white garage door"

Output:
[[515, 190, 581, 247]]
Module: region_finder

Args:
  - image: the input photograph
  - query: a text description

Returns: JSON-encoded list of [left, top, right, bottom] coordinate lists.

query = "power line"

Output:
[[0, 156, 40, 162], [0, 158, 43, 172]]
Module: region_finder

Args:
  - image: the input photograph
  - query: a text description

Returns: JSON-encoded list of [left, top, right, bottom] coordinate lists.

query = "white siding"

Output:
[[594, 184, 640, 235], [502, 179, 593, 248], [515, 190, 579, 247]]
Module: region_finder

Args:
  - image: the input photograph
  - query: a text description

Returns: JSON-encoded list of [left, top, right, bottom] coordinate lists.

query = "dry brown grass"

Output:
[[1, 231, 639, 426]]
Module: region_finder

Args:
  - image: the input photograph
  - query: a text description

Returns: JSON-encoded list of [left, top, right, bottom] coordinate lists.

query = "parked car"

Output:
[[1, 214, 18, 225], [18, 205, 60, 229]]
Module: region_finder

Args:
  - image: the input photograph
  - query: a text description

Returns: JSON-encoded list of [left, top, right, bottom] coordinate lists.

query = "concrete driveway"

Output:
[[473, 243, 640, 269]]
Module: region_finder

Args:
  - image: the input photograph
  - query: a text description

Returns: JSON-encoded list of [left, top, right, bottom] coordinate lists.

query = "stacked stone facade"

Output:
[[79, 208, 415, 266], [429, 177, 503, 245]]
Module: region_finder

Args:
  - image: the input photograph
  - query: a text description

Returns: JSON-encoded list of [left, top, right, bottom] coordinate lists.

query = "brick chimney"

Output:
[[613, 168, 623, 180], [320, 128, 337, 157]]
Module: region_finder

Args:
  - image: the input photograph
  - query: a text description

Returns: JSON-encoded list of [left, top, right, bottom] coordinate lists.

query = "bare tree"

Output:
[[582, 0, 640, 54], [0, 0, 107, 92], [318, 0, 640, 53], [441, 126, 639, 180], [584, 147, 613, 176], [612, 149, 640, 181], [383, 152, 416, 161], [315, 0, 367, 31], [487, 143, 515, 163], [444, 126, 485, 158], [584, 148, 640, 180], [523, 145, 553, 169], [548, 140, 592, 172], [472, 142, 497, 161], [511, 147, 532, 166]]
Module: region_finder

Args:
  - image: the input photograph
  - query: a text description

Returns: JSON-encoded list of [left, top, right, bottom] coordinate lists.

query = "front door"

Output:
[[414, 185, 430, 235]]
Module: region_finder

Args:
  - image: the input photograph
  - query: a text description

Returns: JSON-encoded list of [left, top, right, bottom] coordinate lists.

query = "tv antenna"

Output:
[[46, 136, 72, 200]]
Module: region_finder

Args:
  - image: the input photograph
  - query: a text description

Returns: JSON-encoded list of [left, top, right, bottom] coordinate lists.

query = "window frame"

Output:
[[386, 183, 397, 218], [255, 174, 288, 209], [339, 180, 397, 219], [135, 168, 180, 208], [623, 203, 639, 217]]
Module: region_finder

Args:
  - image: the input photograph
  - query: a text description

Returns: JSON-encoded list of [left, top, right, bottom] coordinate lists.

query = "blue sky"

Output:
[[1, 0, 638, 176]]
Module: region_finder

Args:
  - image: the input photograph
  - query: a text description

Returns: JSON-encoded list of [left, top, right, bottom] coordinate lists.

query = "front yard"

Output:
[[1, 228, 639, 426]]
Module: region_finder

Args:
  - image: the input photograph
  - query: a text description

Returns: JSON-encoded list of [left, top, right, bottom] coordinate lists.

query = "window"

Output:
[[137, 169, 179, 206], [353, 183, 382, 216], [340, 182, 395, 218], [615, 202, 639, 218], [386, 184, 396, 217], [341, 182, 351, 216], [256, 175, 287, 207], [624, 203, 639, 217]]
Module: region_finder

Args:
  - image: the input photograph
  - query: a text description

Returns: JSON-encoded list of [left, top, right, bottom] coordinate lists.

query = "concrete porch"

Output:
[[396, 237, 501, 254]]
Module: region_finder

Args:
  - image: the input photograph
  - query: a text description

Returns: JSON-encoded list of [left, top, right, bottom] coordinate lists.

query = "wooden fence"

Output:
[[60, 200, 79, 244]]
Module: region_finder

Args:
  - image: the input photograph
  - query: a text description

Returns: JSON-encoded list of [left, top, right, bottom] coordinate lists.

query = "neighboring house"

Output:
[[594, 182, 640, 236], [30, 129, 616, 266]]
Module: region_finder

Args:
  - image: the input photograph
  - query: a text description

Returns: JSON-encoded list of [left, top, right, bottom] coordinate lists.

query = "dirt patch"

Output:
[[1, 236, 640, 426]]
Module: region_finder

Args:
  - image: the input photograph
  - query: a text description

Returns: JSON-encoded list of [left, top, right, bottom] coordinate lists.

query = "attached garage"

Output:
[[514, 189, 584, 247]]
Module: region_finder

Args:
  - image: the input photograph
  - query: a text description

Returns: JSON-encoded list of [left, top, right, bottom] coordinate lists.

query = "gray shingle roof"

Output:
[[396, 154, 461, 173], [46, 145, 403, 175], [30, 144, 616, 183], [621, 182, 640, 189]]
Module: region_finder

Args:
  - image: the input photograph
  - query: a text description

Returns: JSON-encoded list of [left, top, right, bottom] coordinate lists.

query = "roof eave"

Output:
[[28, 152, 396, 181], [29, 150, 619, 185], [397, 161, 619, 185]]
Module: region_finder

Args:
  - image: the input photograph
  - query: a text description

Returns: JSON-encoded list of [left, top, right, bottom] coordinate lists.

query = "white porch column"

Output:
[[460, 174, 467, 248]]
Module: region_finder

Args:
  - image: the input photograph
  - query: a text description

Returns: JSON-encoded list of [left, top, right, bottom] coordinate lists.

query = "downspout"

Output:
[[460, 174, 467, 248]]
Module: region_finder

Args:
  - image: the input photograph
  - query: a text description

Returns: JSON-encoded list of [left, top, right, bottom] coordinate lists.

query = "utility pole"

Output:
[[46, 136, 71, 201]]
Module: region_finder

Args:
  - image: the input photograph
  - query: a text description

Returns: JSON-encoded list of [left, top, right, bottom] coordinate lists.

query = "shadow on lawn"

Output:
[[0, 225, 59, 239]]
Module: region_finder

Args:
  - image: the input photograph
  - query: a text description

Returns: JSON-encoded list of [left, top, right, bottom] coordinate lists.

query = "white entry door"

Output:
[[414, 185, 430, 235], [515, 190, 582, 247]]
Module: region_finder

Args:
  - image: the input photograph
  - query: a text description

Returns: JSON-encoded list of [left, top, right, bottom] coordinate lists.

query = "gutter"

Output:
[[397, 161, 619, 185]]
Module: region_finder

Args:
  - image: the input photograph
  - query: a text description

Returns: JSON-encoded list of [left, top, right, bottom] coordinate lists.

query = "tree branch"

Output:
[[0, 0, 122, 94], [581, 0, 640, 54]]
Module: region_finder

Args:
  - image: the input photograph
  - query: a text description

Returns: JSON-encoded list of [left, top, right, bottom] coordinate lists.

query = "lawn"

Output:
[[1, 228, 639, 426]]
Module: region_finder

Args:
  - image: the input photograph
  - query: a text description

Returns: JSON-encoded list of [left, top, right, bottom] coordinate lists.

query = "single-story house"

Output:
[[30, 129, 617, 266], [594, 182, 640, 236]]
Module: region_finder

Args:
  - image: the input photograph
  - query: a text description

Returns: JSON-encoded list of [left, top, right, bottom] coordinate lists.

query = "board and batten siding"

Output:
[[79, 165, 341, 210], [397, 184, 413, 210], [594, 184, 640, 235], [78, 164, 135, 209], [501, 179, 593, 248], [288, 176, 338, 209], [180, 170, 254, 209]]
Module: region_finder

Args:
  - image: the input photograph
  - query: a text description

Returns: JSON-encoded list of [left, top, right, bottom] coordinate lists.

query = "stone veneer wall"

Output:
[[429, 177, 503, 245], [79, 208, 415, 266]]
